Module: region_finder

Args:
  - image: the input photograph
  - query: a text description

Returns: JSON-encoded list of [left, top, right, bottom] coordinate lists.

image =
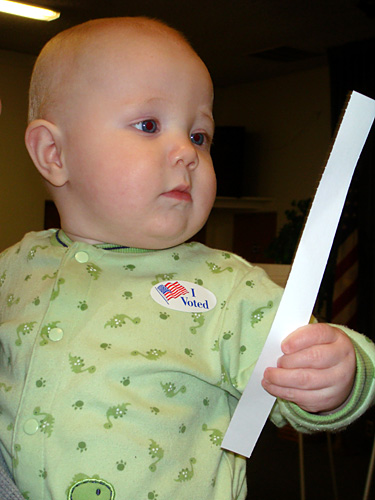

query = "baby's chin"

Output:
[[145, 224, 208, 250], [117, 220, 208, 249]]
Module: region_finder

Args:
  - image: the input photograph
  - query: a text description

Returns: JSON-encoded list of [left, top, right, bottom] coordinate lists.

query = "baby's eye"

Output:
[[190, 132, 205, 146], [134, 119, 157, 133]]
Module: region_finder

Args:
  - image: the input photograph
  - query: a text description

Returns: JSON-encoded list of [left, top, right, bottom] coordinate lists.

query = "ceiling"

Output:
[[0, 0, 375, 87]]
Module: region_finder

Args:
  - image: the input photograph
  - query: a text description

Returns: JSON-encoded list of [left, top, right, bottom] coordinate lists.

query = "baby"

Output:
[[0, 17, 374, 500]]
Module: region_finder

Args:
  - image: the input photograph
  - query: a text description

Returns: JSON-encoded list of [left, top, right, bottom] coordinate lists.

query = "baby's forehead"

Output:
[[76, 27, 208, 86], [32, 19, 212, 121], [56, 23, 188, 85]]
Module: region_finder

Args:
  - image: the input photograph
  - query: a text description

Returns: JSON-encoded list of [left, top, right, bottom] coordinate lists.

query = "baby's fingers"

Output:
[[261, 373, 336, 413], [277, 343, 341, 370], [281, 324, 342, 354], [263, 366, 329, 392]]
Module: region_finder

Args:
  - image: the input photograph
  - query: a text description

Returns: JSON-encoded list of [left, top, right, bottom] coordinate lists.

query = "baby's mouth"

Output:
[[162, 185, 192, 202]]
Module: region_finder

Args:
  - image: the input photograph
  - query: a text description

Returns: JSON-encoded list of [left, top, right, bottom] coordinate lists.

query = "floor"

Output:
[[246, 409, 375, 499]]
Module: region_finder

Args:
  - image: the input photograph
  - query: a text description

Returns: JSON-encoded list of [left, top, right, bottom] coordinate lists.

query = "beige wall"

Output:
[[0, 47, 331, 251], [0, 49, 47, 252], [214, 65, 332, 229]]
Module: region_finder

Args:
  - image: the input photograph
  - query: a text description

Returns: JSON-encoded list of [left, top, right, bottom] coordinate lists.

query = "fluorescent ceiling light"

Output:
[[0, 0, 60, 21]]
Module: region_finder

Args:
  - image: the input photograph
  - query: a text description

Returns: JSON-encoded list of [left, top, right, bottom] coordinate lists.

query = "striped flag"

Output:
[[156, 281, 188, 302], [330, 187, 359, 329], [331, 230, 358, 327]]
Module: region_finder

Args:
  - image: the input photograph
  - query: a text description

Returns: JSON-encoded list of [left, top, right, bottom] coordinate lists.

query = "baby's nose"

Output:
[[169, 135, 199, 170]]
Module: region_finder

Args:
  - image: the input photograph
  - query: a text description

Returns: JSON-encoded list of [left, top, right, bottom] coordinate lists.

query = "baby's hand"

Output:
[[261, 324, 356, 413]]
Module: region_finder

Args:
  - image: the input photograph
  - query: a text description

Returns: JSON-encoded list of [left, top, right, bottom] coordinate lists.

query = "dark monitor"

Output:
[[210, 126, 246, 197]]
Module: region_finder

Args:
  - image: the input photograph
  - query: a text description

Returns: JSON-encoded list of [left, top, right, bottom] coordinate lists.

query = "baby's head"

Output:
[[26, 17, 216, 249]]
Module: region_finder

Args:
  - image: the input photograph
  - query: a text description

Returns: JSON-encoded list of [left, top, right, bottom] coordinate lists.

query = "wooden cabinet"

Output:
[[202, 197, 277, 263]]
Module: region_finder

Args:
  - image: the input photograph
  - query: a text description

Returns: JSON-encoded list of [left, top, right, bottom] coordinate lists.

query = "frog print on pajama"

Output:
[[67, 477, 115, 500], [2, 229, 370, 500]]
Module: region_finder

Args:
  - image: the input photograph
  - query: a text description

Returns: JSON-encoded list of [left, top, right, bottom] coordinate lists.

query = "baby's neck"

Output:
[[63, 230, 106, 246]]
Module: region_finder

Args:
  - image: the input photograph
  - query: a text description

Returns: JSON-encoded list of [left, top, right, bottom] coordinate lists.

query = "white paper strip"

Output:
[[221, 91, 375, 458]]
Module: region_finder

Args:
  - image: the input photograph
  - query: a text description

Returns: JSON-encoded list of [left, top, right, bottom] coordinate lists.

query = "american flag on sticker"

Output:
[[156, 281, 188, 303]]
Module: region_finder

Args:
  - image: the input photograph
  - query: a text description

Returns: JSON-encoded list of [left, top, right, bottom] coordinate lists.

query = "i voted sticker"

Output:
[[150, 280, 216, 312]]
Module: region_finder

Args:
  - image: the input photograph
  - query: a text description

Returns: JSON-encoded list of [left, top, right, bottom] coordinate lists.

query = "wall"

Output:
[[0, 47, 331, 251], [0, 49, 46, 252], [214, 65, 332, 230]]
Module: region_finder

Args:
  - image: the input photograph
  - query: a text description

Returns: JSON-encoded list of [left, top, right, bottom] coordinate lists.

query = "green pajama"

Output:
[[0, 230, 373, 500]]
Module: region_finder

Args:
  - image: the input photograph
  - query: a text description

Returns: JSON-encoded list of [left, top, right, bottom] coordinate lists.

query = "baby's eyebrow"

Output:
[[137, 97, 166, 106], [144, 97, 164, 104], [119, 96, 165, 109]]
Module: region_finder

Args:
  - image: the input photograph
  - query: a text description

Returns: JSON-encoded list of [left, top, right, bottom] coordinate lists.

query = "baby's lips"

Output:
[[162, 184, 192, 201]]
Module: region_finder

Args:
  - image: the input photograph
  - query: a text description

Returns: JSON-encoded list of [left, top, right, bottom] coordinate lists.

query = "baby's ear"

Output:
[[25, 119, 68, 187]]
